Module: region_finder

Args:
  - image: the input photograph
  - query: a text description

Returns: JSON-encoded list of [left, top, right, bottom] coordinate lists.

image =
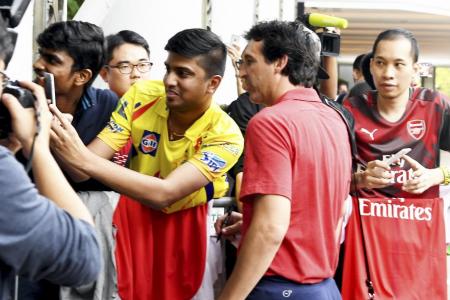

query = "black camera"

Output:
[[296, 3, 347, 57], [0, 81, 35, 138]]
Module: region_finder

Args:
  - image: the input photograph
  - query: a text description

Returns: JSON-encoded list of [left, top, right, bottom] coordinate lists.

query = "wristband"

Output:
[[440, 166, 450, 185]]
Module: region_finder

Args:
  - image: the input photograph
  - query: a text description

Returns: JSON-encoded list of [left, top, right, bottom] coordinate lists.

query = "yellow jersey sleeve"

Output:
[[98, 80, 165, 151], [189, 111, 244, 181]]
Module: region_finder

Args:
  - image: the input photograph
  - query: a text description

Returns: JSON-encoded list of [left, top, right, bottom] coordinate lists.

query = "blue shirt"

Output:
[[0, 146, 101, 300], [70, 87, 119, 191]]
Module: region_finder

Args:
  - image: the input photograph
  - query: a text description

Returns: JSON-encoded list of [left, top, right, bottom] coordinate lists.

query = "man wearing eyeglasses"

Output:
[[100, 30, 153, 166], [32, 21, 118, 192], [100, 30, 152, 98]]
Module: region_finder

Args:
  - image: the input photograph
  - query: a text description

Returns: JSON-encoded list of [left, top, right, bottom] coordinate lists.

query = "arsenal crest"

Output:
[[407, 120, 426, 140]]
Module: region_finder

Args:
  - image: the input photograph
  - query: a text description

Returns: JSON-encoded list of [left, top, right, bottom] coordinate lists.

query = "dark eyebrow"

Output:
[[38, 49, 63, 64], [164, 62, 194, 74], [114, 59, 151, 65]]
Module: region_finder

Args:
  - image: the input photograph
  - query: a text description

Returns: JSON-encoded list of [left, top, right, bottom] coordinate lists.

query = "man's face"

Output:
[[163, 52, 217, 113], [33, 48, 78, 97], [370, 38, 418, 101], [239, 40, 276, 106], [101, 43, 151, 97], [352, 69, 362, 83]]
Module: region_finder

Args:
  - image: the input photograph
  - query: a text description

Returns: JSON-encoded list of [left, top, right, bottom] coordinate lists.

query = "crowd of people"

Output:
[[0, 7, 449, 300]]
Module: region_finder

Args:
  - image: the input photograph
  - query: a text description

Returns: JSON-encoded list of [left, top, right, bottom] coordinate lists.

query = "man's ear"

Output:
[[369, 58, 374, 76], [412, 62, 420, 75], [99, 67, 109, 83], [74, 69, 93, 87], [274, 54, 288, 73], [206, 75, 222, 94]]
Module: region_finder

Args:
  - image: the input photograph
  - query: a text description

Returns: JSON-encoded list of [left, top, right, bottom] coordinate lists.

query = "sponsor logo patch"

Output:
[[407, 120, 426, 140], [221, 143, 241, 156], [139, 130, 160, 156], [200, 151, 226, 172]]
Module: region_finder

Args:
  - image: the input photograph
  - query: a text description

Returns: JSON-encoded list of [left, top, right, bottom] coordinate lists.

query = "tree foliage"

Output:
[[67, 0, 85, 20], [435, 67, 450, 97]]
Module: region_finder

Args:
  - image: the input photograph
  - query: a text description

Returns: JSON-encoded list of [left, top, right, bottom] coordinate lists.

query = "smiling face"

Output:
[[370, 37, 418, 103], [163, 52, 220, 114], [101, 43, 151, 97]]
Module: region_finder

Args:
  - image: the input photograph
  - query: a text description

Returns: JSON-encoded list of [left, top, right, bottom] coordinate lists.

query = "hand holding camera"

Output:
[[1, 80, 52, 157]]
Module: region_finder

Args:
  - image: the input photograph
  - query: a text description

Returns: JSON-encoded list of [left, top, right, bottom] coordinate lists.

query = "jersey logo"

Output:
[[360, 128, 378, 140], [139, 130, 160, 156], [106, 120, 124, 133], [200, 151, 226, 172], [407, 120, 426, 140]]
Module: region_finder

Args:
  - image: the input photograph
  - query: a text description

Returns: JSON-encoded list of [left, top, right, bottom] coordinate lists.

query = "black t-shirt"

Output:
[[226, 92, 263, 177]]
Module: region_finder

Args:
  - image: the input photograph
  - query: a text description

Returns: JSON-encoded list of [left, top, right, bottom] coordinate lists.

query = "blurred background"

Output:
[[6, 0, 450, 104]]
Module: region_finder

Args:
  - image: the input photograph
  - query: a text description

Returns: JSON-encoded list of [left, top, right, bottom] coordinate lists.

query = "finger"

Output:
[[49, 129, 61, 146], [367, 159, 391, 171], [49, 104, 73, 129], [221, 221, 242, 236], [63, 113, 74, 123], [214, 215, 226, 234], [1, 93, 24, 119], [17, 81, 47, 109], [402, 185, 426, 194], [402, 154, 422, 171], [365, 175, 392, 188], [412, 168, 424, 179]]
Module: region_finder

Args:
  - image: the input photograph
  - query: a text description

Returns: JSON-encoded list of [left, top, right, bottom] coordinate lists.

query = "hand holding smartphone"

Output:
[[42, 71, 55, 105], [385, 148, 412, 165]]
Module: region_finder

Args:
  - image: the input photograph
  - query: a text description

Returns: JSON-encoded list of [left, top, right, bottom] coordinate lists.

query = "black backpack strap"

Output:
[[321, 95, 375, 299]]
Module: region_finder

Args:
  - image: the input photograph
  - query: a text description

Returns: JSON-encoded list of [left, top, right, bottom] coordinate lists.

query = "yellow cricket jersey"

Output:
[[98, 80, 243, 213]]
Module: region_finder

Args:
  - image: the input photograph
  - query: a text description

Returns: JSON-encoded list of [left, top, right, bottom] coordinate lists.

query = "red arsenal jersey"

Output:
[[344, 87, 450, 198]]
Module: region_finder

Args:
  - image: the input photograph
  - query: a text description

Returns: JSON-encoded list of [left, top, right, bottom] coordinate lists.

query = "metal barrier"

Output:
[[212, 197, 234, 208]]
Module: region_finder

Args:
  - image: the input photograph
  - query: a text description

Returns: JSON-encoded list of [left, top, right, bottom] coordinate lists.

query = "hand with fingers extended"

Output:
[[214, 211, 243, 242], [227, 44, 241, 69], [49, 104, 89, 170], [402, 155, 444, 194], [1, 81, 52, 157], [354, 159, 394, 190]]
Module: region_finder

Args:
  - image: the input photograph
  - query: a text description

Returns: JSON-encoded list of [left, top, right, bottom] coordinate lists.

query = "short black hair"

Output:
[[353, 54, 366, 71], [164, 28, 226, 77], [372, 28, 419, 63], [105, 30, 150, 64], [244, 21, 319, 87], [36, 20, 105, 87], [338, 78, 348, 87]]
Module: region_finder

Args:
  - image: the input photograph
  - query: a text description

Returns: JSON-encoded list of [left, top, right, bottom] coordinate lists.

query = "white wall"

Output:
[[77, 0, 297, 105], [6, 0, 34, 81]]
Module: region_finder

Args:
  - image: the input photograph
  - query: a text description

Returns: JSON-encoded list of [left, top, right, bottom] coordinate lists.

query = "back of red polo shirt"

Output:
[[241, 88, 352, 283]]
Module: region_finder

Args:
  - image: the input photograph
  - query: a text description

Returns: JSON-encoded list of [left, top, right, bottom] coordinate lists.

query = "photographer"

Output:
[[0, 21, 100, 299]]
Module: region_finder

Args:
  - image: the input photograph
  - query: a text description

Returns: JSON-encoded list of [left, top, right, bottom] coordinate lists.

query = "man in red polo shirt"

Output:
[[216, 21, 352, 299]]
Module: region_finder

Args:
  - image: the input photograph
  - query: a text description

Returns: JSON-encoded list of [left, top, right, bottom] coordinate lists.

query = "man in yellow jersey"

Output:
[[50, 28, 243, 300]]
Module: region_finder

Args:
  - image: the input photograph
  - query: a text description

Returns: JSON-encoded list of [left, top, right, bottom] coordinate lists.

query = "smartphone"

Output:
[[42, 71, 56, 105], [385, 148, 412, 165], [230, 34, 240, 46]]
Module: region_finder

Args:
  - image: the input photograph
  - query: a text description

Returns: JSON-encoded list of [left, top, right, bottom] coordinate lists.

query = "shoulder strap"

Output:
[[321, 95, 375, 299]]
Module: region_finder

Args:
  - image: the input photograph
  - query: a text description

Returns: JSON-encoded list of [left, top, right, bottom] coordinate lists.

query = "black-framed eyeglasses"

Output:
[[0, 70, 10, 88], [106, 61, 153, 74]]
